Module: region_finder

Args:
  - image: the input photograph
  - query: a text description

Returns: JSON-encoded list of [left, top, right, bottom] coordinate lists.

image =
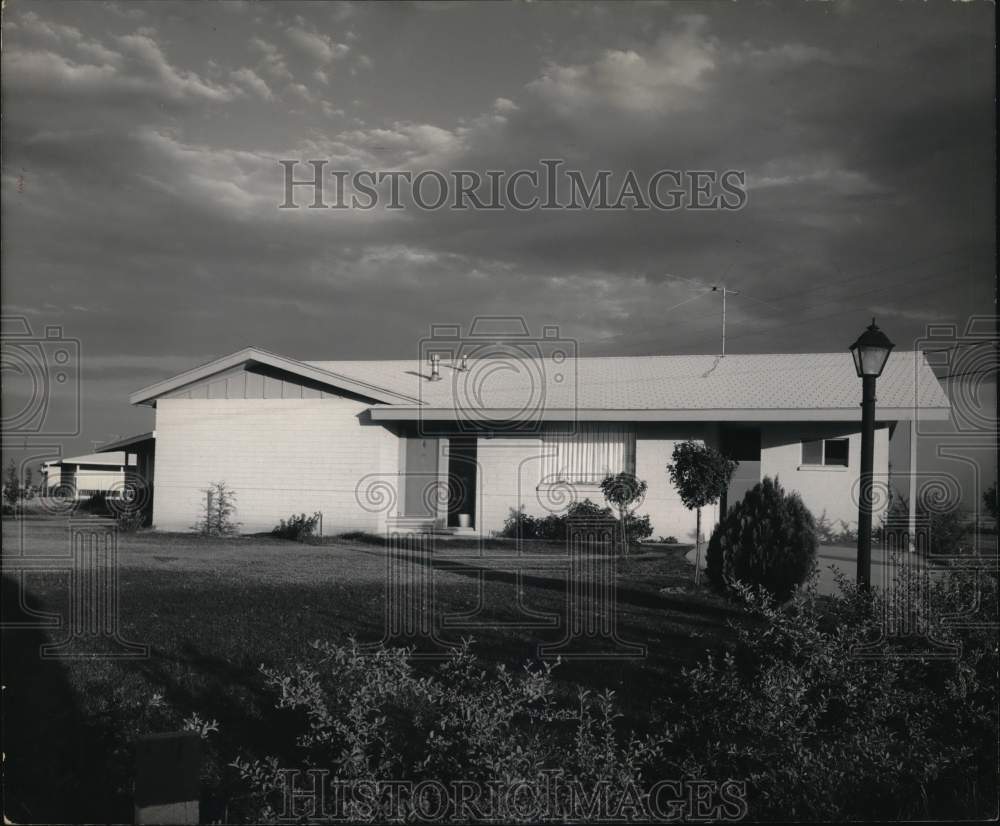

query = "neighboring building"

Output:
[[111, 346, 950, 537], [41, 452, 135, 499]]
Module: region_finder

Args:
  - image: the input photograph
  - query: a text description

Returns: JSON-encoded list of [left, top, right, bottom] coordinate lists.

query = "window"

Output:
[[541, 424, 635, 483], [801, 438, 849, 467]]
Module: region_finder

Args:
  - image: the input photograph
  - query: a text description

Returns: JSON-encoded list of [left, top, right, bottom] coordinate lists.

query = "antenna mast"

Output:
[[711, 285, 739, 356]]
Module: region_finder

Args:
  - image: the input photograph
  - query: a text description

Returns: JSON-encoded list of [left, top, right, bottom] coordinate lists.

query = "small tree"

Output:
[[983, 482, 998, 521], [600, 472, 648, 554], [667, 441, 738, 584], [194, 481, 240, 536], [3, 460, 23, 508]]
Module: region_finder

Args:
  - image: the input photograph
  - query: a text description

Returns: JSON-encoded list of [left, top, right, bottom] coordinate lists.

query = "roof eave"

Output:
[[94, 432, 156, 452], [368, 406, 952, 423]]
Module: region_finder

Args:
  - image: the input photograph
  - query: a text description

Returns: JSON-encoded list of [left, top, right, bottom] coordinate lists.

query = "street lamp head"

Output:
[[850, 318, 895, 378]]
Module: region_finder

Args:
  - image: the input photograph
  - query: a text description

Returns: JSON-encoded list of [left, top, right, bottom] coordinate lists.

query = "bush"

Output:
[[625, 512, 653, 543], [706, 476, 817, 601], [230, 639, 663, 822], [661, 566, 998, 820], [498, 506, 540, 539], [815, 510, 857, 545], [193, 482, 240, 536], [983, 482, 998, 521], [272, 512, 321, 541], [881, 492, 970, 557], [78, 491, 115, 516], [600, 472, 648, 553], [113, 505, 148, 532], [498, 499, 651, 547]]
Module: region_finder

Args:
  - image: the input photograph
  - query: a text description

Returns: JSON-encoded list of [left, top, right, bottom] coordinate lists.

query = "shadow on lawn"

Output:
[[1, 575, 132, 823], [395, 544, 743, 624], [136, 642, 303, 759]]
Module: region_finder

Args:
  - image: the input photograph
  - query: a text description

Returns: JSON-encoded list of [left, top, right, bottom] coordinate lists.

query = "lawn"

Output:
[[2, 515, 740, 823]]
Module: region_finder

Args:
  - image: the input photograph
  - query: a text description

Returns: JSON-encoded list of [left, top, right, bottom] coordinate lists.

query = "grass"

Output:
[[2, 515, 738, 822]]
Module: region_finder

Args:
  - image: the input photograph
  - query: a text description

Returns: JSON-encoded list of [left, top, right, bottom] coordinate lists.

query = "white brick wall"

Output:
[[761, 423, 890, 528], [476, 434, 546, 534], [474, 425, 715, 541], [152, 398, 399, 533], [636, 424, 719, 543], [151, 404, 887, 539]]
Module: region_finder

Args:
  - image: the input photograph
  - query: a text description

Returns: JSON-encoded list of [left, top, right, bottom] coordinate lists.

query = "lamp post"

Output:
[[849, 318, 895, 590]]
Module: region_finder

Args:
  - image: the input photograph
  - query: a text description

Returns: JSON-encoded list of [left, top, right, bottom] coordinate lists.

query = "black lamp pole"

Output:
[[857, 373, 877, 590], [850, 318, 895, 592]]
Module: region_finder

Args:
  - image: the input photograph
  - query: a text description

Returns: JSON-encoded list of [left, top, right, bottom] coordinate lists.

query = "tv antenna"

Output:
[[711, 286, 739, 357]]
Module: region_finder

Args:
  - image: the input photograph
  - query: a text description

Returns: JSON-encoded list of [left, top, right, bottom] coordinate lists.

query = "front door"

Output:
[[447, 436, 477, 528], [404, 436, 439, 517], [721, 427, 761, 513]]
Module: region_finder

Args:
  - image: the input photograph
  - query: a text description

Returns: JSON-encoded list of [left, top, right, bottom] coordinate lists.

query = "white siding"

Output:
[[152, 398, 399, 533]]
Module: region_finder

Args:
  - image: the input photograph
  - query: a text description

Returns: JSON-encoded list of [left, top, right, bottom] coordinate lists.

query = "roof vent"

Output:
[[429, 353, 442, 381], [459, 354, 468, 371]]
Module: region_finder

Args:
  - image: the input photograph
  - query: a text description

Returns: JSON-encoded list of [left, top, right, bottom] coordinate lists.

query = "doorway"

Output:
[[447, 436, 477, 528], [403, 436, 439, 517], [721, 427, 761, 513]]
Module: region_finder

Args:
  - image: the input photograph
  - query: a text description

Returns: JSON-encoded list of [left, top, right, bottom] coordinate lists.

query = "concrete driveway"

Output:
[[814, 545, 873, 595], [814, 544, 955, 596], [688, 544, 932, 597]]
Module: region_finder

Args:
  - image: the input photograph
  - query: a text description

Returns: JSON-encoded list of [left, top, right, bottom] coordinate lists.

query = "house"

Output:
[[41, 451, 136, 499], [108, 344, 950, 538]]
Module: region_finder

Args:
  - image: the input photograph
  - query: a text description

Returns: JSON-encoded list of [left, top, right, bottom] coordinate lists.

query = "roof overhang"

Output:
[[368, 406, 952, 423], [95, 432, 156, 452], [130, 347, 420, 406]]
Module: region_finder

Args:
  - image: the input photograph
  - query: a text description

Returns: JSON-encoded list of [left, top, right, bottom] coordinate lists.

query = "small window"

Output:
[[801, 438, 850, 467], [541, 424, 636, 484], [824, 438, 849, 467], [802, 439, 823, 465]]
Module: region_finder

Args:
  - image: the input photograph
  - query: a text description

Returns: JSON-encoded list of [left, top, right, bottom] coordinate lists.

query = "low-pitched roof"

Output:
[[309, 351, 950, 421], [130, 347, 950, 422]]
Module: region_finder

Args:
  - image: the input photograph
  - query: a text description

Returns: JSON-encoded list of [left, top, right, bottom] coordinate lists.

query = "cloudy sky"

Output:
[[2, 0, 995, 463]]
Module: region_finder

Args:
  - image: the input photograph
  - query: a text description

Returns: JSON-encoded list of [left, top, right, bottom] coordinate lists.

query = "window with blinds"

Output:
[[541, 424, 636, 484]]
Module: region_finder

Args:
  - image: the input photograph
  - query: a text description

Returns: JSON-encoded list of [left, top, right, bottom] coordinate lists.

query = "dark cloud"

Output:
[[1, 0, 994, 461]]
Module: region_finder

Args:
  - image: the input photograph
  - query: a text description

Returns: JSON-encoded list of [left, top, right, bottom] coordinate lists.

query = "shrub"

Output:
[[660, 565, 998, 820], [815, 510, 857, 545], [78, 491, 115, 516], [193, 482, 240, 536], [230, 638, 664, 822], [599, 473, 648, 553], [113, 505, 148, 533], [272, 512, 321, 541], [498, 499, 649, 548], [705, 476, 817, 601], [983, 482, 998, 521], [498, 506, 540, 539], [625, 512, 653, 543], [3, 460, 22, 508], [881, 492, 970, 557]]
